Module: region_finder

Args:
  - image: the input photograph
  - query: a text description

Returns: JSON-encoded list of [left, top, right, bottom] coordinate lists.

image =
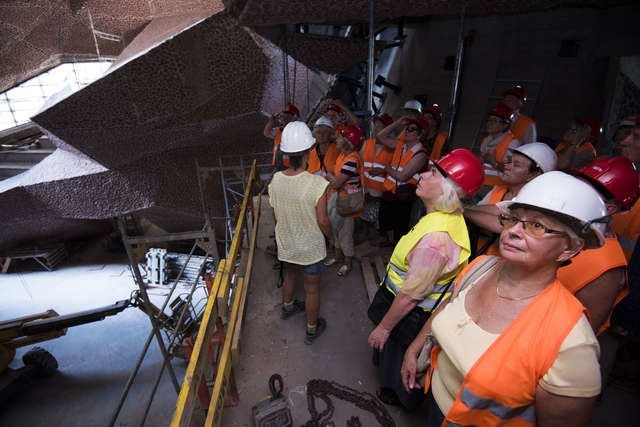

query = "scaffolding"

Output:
[[110, 153, 270, 426]]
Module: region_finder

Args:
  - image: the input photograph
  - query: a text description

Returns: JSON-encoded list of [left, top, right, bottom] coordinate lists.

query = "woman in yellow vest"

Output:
[[402, 172, 607, 426], [324, 124, 365, 277], [367, 149, 484, 409]]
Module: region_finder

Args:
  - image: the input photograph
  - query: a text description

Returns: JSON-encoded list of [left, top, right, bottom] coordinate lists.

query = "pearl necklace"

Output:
[[495, 285, 541, 301]]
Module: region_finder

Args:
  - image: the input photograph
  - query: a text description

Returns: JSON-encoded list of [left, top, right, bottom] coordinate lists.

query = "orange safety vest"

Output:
[[307, 143, 339, 178], [362, 138, 394, 192], [425, 131, 448, 161], [271, 128, 290, 168], [426, 256, 586, 427], [333, 150, 364, 217], [612, 198, 640, 261], [510, 114, 535, 142], [382, 141, 427, 193], [481, 132, 515, 187], [554, 140, 597, 158], [558, 236, 628, 334], [475, 186, 509, 257]]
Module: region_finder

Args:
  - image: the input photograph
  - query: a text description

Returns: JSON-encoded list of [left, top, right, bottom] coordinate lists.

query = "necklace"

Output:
[[495, 285, 541, 301]]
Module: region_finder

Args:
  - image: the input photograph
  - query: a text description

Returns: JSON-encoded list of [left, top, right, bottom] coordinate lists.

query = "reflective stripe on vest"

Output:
[[384, 271, 452, 310], [383, 142, 426, 192], [457, 386, 536, 424]]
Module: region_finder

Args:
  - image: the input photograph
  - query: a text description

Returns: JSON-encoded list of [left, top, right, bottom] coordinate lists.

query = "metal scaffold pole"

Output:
[[447, 2, 467, 139], [366, 0, 376, 138]]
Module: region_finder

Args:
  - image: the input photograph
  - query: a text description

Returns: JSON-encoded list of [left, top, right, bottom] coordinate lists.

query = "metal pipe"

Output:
[[366, 0, 376, 138], [447, 3, 467, 139]]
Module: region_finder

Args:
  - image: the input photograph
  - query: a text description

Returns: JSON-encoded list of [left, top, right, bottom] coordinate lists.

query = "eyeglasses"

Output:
[[498, 214, 566, 238], [406, 126, 420, 133]]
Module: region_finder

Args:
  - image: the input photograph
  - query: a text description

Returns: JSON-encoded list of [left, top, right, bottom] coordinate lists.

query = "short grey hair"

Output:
[[434, 177, 465, 214]]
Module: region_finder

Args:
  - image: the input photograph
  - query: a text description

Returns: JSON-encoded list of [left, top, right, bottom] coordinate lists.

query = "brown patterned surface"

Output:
[[0, 0, 223, 92], [232, 0, 633, 26]]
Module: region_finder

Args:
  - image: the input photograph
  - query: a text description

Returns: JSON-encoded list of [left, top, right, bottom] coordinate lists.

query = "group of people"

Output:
[[264, 88, 640, 426]]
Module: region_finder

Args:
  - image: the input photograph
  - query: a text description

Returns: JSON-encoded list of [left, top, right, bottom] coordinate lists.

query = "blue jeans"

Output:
[[284, 260, 324, 276]]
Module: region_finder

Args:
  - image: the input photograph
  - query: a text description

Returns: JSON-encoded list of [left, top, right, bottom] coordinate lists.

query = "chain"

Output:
[[301, 379, 395, 427]]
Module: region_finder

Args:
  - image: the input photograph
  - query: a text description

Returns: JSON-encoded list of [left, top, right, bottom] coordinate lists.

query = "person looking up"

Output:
[[555, 118, 597, 170], [479, 103, 521, 188], [422, 104, 450, 161], [502, 85, 537, 144], [263, 103, 299, 170]]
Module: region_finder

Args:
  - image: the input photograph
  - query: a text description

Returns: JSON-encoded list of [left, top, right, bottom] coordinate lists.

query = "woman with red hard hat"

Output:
[[324, 124, 365, 277], [367, 148, 483, 410]]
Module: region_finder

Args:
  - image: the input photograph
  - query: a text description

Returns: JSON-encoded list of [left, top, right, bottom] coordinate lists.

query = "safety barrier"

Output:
[[171, 160, 261, 427]]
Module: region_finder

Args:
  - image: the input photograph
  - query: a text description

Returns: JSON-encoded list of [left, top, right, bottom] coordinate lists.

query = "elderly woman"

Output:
[[367, 149, 484, 409], [268, 121, 333, 344], [324, 124, 365, 276], [402, 171, 607, 426]]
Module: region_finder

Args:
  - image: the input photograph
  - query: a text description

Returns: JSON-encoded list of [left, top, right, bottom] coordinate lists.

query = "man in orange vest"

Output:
[[555, 117, 597, 170], [479, 103, 521, 188], [422, 104, 449, 161], [502, 85, 537, 144], [611, 113, 640, 337], [465, 143, 557, 257], [263, 103, 299, 170], [361, 114, 394, 227]]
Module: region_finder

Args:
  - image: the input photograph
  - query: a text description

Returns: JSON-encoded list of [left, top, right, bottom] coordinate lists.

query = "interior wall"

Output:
[[380, 4, 640, 152]]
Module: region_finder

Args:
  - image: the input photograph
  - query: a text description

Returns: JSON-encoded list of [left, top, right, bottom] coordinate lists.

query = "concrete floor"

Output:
[[0, 208, 639, 426]]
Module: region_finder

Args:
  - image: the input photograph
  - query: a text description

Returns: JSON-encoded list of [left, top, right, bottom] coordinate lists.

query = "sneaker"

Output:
[[281, 299, 305, 319], [304, 318, 327, 345]]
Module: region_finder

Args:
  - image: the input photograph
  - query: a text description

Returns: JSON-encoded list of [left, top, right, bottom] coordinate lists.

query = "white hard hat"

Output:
[[314, 115, 334, 129], [497, 171, 608, 249], [280, 121, 316, 154], [511, 143, 557, 173], [403, 100, 423, 113]]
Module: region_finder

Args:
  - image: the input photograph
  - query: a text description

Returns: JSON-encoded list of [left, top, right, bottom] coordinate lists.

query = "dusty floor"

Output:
[[0, 204, 639, 426]]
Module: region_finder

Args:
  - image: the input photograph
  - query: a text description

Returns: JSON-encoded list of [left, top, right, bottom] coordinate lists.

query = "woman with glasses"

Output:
[[374, 116, 429, 246], [368, 149, 484, 410], [402, 171, 606, 427]]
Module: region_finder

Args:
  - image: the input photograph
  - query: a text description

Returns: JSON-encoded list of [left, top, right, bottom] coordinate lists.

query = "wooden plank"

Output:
[[374, 256, 386, 283], [360, 257, 378, 303], [170, 259, 225, 427]]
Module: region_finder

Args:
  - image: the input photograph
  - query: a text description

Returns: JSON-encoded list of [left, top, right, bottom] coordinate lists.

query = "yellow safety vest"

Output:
[[385, 211, 470, 311]]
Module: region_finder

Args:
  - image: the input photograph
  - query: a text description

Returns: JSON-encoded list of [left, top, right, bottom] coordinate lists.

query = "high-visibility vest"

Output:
[[612, 198, 640, 261], [271, 128, 290, 168], [362, 138, 394, 192], [554, 140, 597, 159], [426, 132, 448, 161], [427, 256, 586, 427], [475, 186, 509, 257], [481, 131, 515, 187], [307, 143, 340, 178], [511, 114, 535, 142], [382, 141, 427, 193], [385, 211, 470, 311], [558, 236, 628, 334], [333, 150, 364, 217]]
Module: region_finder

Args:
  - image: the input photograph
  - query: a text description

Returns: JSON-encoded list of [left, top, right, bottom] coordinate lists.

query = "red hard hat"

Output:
[[405, 117, 430, 134], [503, 85, 527, 102], [326, 102, 344, 114], [434, 148, 484, 196], [282, 104, 300, 116], [424, 104, 443, 121], [577, 156, 640, 210], [374, 113, 393, 127], [488, 103, 515, 123], [340, 124, 364, 150]]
